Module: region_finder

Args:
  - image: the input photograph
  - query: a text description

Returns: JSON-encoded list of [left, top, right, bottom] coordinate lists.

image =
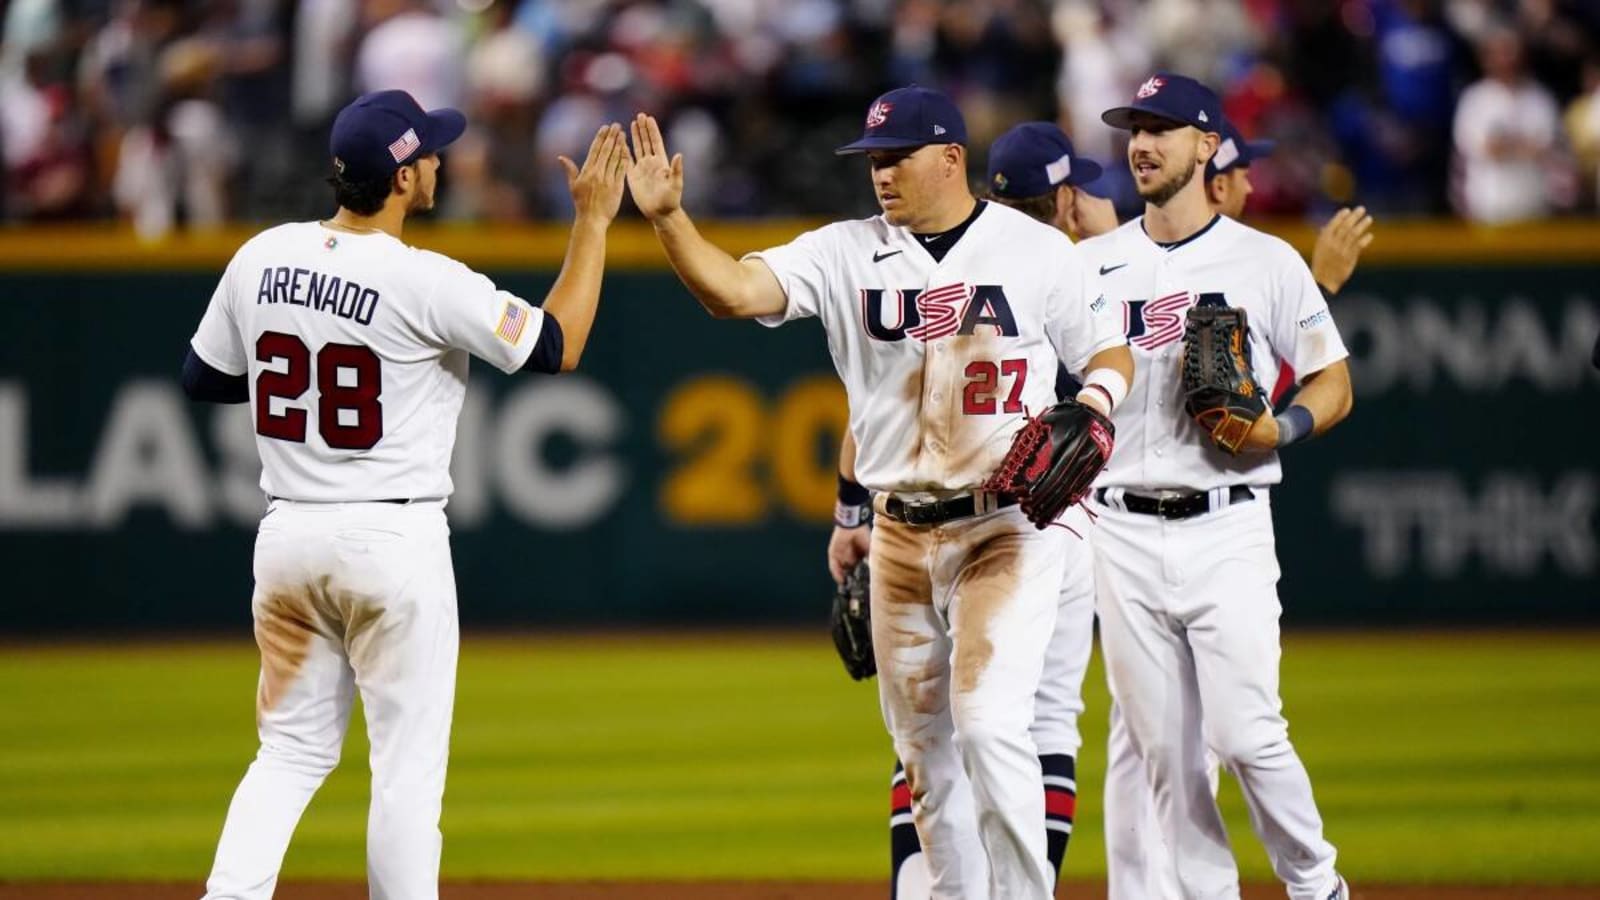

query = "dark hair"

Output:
[[327, 163, 412, 216], [986, 190, 1057, 226]]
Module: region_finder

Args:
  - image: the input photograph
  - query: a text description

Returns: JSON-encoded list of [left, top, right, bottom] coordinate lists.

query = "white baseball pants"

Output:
[[201, 499, 458, 900], [870, 501, 1068, 900], [1092, 490, 1340, 900]]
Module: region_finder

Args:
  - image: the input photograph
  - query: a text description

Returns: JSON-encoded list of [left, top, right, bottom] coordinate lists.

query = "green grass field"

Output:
[[2, 631, 1598, 885]]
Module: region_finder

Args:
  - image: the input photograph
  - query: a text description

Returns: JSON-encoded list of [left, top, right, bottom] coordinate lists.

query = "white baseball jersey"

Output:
[[1077, 215, 1348, 491], [190, 221, 549, 502], [749, 202, 1126, 495]]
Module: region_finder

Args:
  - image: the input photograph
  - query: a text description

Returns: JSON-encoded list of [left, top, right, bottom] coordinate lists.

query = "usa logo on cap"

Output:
[[866, 101, 892, 128], [1137, 76, 1165, 99]]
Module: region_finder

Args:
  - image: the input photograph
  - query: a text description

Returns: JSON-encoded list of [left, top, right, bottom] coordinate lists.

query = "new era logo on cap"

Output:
[[1137, 76, 1165, 99]]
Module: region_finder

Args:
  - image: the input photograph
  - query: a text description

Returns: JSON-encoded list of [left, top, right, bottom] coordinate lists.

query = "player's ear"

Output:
[[945, 143, 964, 175], [392, 161, 417, 197], [1196, 129, 1221, 167], [1205, 174, 1224, 206]]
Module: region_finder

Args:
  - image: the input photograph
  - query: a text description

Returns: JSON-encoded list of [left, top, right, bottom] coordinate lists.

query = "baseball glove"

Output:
[[1181, 304, 1267, 454], [981, 399, 1115, 530], [830, 559, 875, 681]]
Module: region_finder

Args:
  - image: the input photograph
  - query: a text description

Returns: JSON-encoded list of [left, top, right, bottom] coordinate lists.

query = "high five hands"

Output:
[[625, 113, 685, 222], [560, 123, 631, 225]]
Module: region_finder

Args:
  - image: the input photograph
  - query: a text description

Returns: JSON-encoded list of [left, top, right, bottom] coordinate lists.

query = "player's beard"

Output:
[[1137, 152, 1198, 208], [408, 183, 435, 213]]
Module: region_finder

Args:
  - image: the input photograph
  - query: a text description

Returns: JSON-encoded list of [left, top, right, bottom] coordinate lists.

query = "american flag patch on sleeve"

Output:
[[494, 301, 529, 345]]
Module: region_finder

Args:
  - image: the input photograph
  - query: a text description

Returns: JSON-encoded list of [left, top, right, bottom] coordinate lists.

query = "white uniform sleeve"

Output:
[[1268, 244, 1349, 381], [190, 252, 248, 375], [743, 225, 835, 328], [1046, 246, 1127, 375], [421, 254, 545, 374]]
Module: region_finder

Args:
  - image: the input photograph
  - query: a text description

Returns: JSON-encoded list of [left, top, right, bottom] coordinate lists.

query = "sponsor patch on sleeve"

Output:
[[1298, 309, 1330, 330], [495, 300, 529, 345]]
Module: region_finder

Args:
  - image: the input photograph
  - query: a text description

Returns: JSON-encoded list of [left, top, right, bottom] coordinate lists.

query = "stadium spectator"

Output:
[[1452, 25, 1568, 223], [6, 0, 1600, 227], [1566, 56, 1600, 210], [111, 38, 236, 237]]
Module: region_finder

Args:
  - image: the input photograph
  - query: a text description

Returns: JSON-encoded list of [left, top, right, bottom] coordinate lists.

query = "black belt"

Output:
[[881, 493, 1017, 526], [1095, 485, 1254, 520]]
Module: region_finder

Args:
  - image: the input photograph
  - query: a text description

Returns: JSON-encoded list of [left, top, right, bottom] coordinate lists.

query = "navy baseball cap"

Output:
[[330, 90, 466, 180], [1101, 73, 1222, 134], [836, 86, 967, 155], [987, 122, 1103, 198], [1207, 119, 1276, 179]]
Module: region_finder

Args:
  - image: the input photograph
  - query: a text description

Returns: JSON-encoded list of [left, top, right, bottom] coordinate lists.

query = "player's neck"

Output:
[[327, 206, 405, 240], [1141, 182, 1214, 244], [910, 193, 978, 235]]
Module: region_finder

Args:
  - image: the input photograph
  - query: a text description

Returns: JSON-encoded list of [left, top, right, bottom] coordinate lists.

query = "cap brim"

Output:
[[421, 108, 467, 155], [1101, 104, 1216, 133], [1065, 157, 1103, 186], [835, 136, 940, 156], [1102, 105, 1166, 130]]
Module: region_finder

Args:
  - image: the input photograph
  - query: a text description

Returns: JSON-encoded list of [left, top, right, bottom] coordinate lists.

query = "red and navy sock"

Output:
[[888, 755, 1077, 892], [889, 760, 920, 894], [1042, 753, 1077, 882]]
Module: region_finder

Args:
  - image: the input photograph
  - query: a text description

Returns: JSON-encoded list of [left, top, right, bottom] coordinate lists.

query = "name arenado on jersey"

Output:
[[255, 266, 380, 326]]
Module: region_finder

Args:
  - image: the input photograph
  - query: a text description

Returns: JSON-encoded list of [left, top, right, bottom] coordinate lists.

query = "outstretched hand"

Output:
[[559, 123, 630, 226], [627, 113, 685, 221], [1311, 206, 1374, 295]]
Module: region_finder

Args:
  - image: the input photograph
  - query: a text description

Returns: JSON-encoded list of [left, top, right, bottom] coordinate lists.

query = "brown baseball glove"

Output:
[[1181, 303, 1267, 454]]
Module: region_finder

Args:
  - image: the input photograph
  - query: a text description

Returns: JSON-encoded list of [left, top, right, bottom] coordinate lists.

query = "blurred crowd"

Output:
[[2, 0, 1598, 234]]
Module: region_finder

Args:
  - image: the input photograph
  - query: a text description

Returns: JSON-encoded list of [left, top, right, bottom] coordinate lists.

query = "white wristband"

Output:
[[1077, 367, 1128, 415]]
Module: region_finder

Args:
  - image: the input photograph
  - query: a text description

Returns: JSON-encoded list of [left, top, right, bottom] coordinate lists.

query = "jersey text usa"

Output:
[[859, 283, 1017, 342]]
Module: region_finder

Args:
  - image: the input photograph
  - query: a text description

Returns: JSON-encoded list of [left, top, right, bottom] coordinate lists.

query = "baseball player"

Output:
[[1100, 117, 1374, 900], [628, 89, 1133, 900], [181, 90, 630, 900], [1077, 73, 1353, 900], [828, 120, 1107, 900]]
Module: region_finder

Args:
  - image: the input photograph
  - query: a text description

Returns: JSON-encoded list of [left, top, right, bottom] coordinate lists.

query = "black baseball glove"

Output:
[[829, 559, 875, 681], [1181, 303, 1267, 454], [981, 399, 1115, 530]]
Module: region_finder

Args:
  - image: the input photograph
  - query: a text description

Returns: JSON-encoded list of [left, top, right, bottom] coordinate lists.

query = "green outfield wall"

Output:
[[0, 223, 1594, 631]]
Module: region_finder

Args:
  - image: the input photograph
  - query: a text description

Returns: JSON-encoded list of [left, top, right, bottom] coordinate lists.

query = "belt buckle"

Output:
[[1155, 494, 1178, 518]]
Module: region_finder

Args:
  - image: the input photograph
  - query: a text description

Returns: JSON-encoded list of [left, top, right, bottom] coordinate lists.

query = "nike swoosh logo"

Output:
[[1099, 263, 1128, 275], [873, 250, 903, 262], [920, 235, 940, 243]]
